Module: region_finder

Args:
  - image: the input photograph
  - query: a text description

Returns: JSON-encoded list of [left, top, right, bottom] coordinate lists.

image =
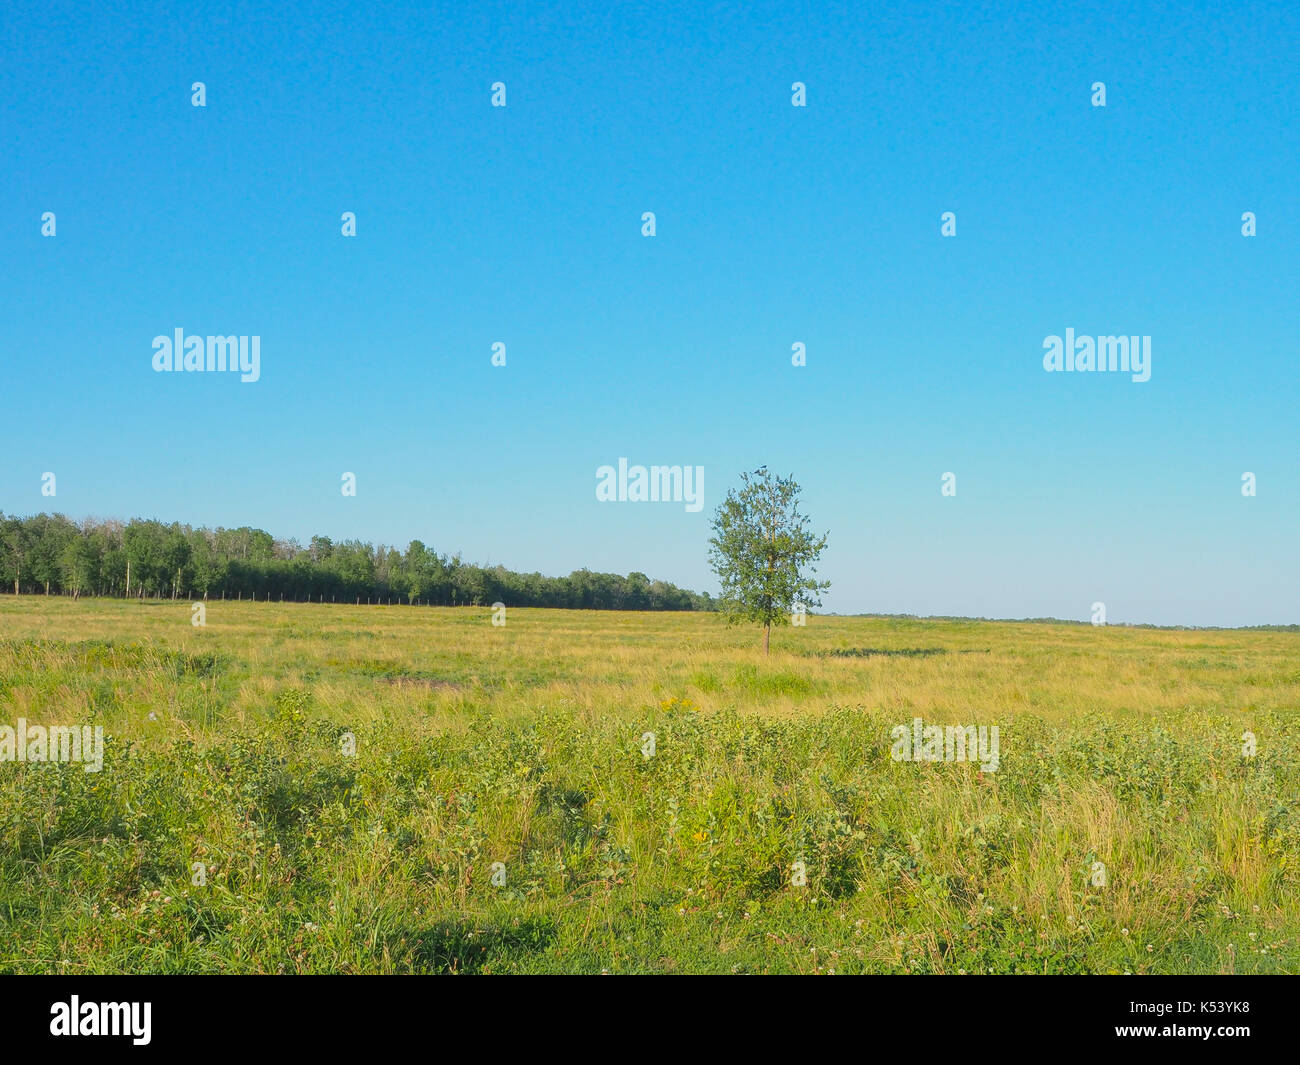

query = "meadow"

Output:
[[1, 597, 1298, 974]]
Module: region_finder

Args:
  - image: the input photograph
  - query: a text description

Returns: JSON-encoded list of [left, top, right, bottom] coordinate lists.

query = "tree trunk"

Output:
[[764, 623, 770, 655]]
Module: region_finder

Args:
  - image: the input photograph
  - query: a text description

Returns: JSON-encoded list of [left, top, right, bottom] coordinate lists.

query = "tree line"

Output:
[[0, 512, 715, 610]]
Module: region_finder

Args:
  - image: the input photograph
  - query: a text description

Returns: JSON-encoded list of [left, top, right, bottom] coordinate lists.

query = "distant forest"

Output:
[[0, 513, 715, 610]]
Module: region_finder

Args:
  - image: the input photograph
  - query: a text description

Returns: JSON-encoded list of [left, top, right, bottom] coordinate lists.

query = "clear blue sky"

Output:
[[2, 0, 1297, 625]]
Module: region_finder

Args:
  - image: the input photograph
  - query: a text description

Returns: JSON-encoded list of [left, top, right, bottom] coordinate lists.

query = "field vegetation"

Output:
[[1, 597, 1297, 973]]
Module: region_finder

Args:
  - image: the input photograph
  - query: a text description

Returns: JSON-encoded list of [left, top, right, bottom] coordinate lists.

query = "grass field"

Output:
[[2, 597, 1298, 974]]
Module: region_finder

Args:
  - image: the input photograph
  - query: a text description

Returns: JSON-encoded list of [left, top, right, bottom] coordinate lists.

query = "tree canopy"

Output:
[[0, 512, 714, 611], [708, 469, 829, 652]]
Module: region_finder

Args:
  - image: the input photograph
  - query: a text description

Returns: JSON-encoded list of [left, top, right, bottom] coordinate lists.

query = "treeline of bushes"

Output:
[[0, 512, 715, 610]]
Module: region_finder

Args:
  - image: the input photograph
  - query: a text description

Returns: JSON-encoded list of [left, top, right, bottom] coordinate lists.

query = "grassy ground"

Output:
[[1, 597, 1298, 973]]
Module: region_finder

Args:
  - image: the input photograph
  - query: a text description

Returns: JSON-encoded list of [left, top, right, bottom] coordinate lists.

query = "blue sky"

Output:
[[2, 0, 1297, 625]]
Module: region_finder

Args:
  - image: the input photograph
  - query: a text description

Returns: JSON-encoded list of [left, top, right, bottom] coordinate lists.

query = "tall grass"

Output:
[[1, 598, 1297, 973]]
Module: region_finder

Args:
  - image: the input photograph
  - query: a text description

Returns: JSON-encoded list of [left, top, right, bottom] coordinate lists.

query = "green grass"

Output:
[[0, 597, 1297, 973]]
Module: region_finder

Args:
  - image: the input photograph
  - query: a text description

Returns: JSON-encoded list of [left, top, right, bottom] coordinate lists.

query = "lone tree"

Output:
[[708, 468, 829, 654]]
